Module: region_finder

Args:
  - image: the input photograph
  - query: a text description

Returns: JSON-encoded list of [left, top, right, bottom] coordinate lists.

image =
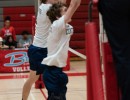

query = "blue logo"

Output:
[[4, 52, 29, 67]]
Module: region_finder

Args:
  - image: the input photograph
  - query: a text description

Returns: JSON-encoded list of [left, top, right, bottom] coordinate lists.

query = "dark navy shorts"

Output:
[[28, 45, 47, 75], [43, 66, 68, 100]]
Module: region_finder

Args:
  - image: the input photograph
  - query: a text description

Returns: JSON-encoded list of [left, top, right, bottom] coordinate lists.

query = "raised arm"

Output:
[[59, 0, 67, 3], [64, 0, 81, 23]]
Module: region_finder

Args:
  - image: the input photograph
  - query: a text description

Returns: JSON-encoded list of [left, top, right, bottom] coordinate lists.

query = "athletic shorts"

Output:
[[43, 66, 68, 100], [28, 45, 47, 75]]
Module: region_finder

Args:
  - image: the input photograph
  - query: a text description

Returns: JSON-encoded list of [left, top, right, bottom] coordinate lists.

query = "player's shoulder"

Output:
[[52, 16, 65, 26], [52, 20, 58, 27]]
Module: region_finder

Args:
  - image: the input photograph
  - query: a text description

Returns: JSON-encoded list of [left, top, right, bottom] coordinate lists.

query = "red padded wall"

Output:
[[3, 6, 34, 35], [68, 0, 99, 57]]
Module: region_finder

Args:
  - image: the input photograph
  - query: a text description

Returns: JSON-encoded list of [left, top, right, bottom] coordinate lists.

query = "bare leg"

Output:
[[22, 70, 39, 100]]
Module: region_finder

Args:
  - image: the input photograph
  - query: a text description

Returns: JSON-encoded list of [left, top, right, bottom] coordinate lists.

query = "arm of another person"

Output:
[[64, 0, 81, 23], [59, 0, 67, 3]]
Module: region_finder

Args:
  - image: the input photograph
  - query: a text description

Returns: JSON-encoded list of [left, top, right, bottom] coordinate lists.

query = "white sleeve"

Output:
[[43, 4, 51, 11], [38, 4, 51, 15], [52, 16, 66, 34]]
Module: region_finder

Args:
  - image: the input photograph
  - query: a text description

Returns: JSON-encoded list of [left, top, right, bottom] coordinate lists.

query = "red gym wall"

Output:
[[3, 7, 35, 35], [0, 0, 35, 35], [67, 0, 99, 57]]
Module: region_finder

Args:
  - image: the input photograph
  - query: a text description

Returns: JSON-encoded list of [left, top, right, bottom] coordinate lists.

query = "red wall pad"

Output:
[[102, 43, 120, 100], [70, 41, 85, 49], [71, 33, 85, 41], [3, 7, 34, 14], [11, 21, 32, 27], [32, 16, 35, 36], [15, 27, 32, 35], [85, 22, 104, 100], [70, 49, 85, 57], [3, 14, 33, 21]]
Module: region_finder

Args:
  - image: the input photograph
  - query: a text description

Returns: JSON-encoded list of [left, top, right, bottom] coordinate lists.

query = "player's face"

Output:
[[23, 34, 28, 39], [60, 6, 68, 16], [5, 20, 10, 27]]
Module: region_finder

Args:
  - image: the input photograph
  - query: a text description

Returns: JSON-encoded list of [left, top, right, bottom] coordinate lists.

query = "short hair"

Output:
[[47, 2, 67, 23], [21, 31, 29, 35], [4, 16, 11, 22], [40, 0, 47, 3]]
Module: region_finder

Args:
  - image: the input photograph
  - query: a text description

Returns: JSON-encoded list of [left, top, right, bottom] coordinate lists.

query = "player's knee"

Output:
[[27, 77, 37, 85], [29, 75, 39, 83]]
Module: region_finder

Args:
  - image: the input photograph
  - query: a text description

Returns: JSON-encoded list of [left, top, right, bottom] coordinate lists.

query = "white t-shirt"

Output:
[[33, 3, 52, 48], [42, 16, 73, 68]]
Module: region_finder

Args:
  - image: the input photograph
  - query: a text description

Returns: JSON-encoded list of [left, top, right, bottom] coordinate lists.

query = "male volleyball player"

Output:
[[98, 0, 130, 100], [22, 0, 66, 100], [42, 0, 81, 99]]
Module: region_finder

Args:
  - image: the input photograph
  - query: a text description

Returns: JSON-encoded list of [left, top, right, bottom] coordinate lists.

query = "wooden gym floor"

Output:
[[0, 61, 87, 100]]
